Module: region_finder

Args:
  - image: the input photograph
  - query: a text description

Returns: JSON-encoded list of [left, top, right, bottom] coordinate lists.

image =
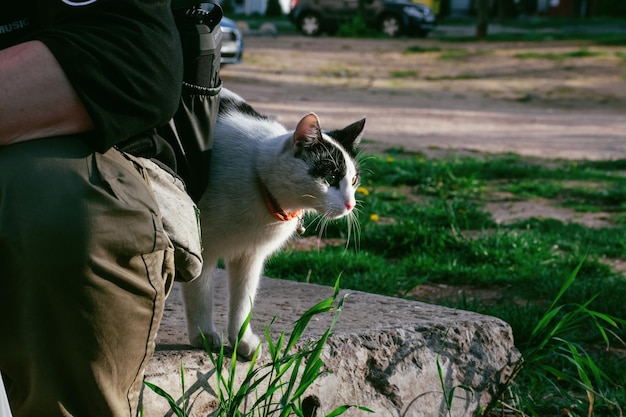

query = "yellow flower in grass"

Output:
[[386, 156, 394, 163], [370, 213, 380, 222], [357, 186, 370, 196]]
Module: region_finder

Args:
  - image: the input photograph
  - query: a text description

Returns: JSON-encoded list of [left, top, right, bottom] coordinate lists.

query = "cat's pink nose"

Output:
[[346, 202, 354, 211]]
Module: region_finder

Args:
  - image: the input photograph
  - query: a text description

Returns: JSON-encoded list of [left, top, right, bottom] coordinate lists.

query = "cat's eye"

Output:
[[351, 175, 359, 186], [325, 174, 337, 186]]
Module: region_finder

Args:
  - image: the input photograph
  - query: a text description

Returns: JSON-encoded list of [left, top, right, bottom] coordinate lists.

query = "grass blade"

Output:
[[325, 405, 375, 417], [144, 381, 188, 417]]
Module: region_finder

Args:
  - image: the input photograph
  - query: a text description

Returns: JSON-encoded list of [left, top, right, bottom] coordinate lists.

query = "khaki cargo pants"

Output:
[[0, 136, 175, 417]]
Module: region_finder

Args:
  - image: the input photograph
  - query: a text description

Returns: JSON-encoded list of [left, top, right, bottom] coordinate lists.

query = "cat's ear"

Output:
[[328, 117, 366, 155], [293, 113, 322, 148]]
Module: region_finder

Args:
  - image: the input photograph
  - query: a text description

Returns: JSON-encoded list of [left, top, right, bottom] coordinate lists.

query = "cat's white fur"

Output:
[[182, 88, 365, 358]]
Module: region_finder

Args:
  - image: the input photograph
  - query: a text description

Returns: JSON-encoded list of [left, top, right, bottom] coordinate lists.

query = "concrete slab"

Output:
[[143, 271, 520, 417]]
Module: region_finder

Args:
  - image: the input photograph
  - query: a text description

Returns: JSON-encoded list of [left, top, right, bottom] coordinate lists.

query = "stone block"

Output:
[[143, 271, 520, 416]]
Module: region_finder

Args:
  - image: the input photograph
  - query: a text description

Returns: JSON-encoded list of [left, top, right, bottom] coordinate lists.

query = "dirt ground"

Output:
[[221, 34, 626, 232], [221, 34, 626, 161]]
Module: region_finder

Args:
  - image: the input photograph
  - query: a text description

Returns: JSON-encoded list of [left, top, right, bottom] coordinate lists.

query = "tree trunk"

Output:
[[476, 0, 490, 38], [358, 0, 366, 17]]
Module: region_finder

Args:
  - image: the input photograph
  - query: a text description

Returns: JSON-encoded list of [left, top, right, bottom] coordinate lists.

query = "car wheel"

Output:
[[380, 14, 402, 37], [299, 12, 322, 36]]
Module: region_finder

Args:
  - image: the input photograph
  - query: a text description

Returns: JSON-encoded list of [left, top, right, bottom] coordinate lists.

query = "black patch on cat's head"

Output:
[[290, 114, 362, 188], [219, 94, 269, 121], [301, 139, 350, 188], [325, 117, 365, 157]]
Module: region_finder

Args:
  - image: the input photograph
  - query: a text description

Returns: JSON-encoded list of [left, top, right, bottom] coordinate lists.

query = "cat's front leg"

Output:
[[182, 263, 222, 349], [226, 254, 265, 360]]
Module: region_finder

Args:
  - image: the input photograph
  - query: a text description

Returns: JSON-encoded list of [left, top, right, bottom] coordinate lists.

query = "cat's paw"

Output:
[[231, 332, 261, 360], [189, 329, 222, 350]]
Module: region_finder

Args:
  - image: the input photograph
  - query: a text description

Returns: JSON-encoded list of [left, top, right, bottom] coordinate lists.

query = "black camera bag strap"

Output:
[[117, 2, 223, 202], [158, 1, 223, 202]]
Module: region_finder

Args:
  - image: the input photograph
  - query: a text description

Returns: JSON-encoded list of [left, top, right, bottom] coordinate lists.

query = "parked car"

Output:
[[289, 0, 436, 37], [220, 16, 244, 64]]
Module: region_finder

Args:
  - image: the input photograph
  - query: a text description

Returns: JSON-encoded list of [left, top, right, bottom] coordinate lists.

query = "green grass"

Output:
[[265, 150, 626, 415]]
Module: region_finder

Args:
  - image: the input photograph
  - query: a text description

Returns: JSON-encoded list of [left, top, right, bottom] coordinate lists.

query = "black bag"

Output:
[[158, 1, 223, 202], [118, 1, 222, 202]]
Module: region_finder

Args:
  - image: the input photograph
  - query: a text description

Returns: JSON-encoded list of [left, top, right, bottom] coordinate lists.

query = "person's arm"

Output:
[[0, 0, 182, 151], [0, 40, 93, 146]]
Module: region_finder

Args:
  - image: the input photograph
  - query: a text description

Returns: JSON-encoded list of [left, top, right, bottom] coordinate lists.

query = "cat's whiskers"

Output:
[[305, 214, 324, 235], [306, 210, 359, 253], [346, 210, 362, 252], [344, 214, 354, 251], [356, 153, 374, 166], [312, 215, 329, 242]]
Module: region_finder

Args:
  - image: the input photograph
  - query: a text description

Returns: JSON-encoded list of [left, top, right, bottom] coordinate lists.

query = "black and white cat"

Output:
[[182, 88, 365, 358]]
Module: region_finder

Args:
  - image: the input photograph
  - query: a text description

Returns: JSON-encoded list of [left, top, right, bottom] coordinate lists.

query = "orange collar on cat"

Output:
[[258, 179, 303, 222]]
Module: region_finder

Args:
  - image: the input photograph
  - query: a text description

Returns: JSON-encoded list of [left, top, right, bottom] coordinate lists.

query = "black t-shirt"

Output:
[[0, 0, 183, 153]]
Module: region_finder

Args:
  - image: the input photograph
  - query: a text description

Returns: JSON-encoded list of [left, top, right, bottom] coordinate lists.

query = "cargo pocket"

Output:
[[90, 149, 170, 257]]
